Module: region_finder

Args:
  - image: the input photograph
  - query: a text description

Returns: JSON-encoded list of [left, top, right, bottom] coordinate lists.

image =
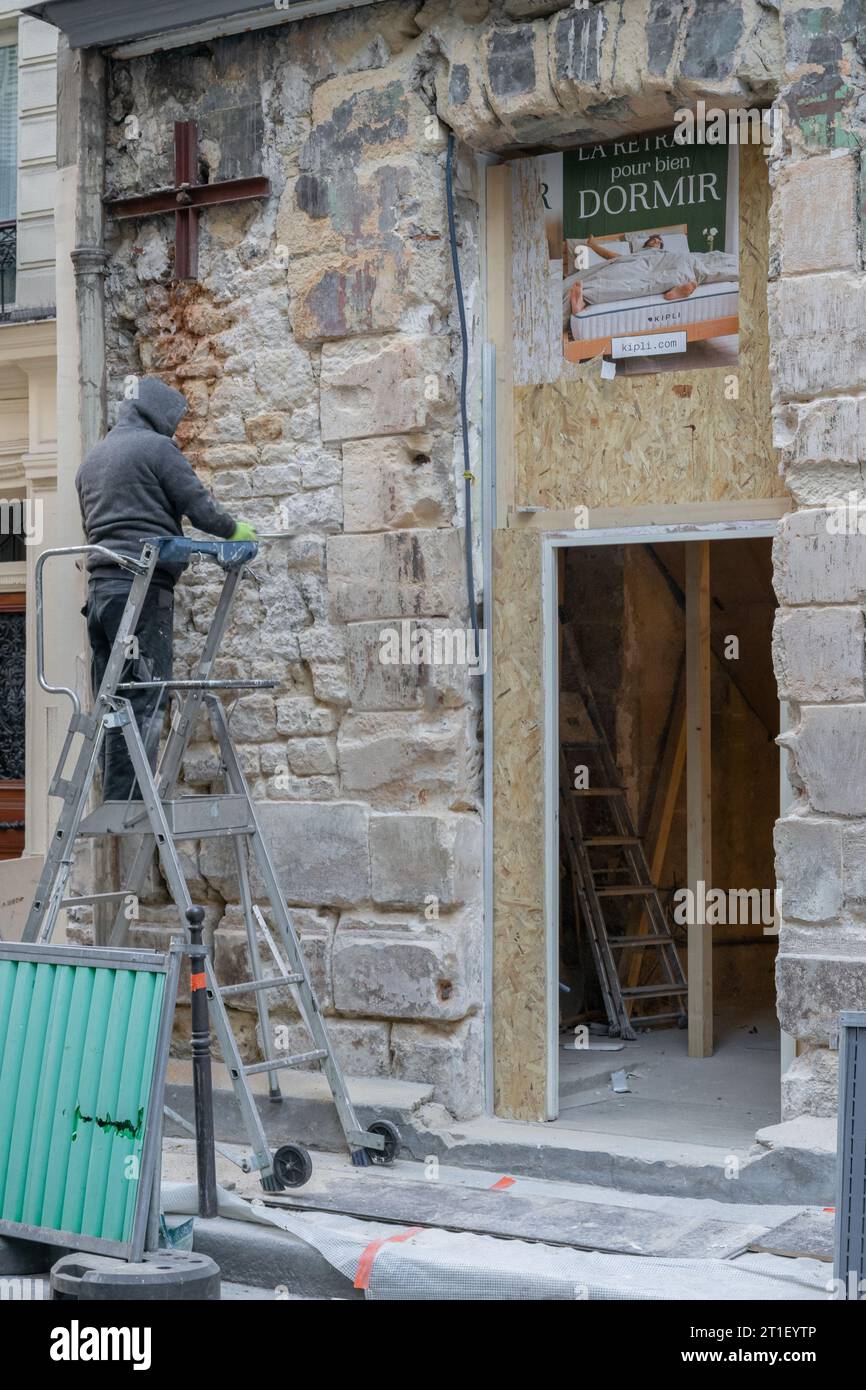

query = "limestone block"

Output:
[[483, 22, 558, 131], [842, 824, 866, 904], [310, 663, 351, 708], [298, 445, 342, 490], [776, 924, 866, 1041], [290, 238, 450, 343], [774, 815, 842, 922], [285, 737, 337, 776], [182, 744, 223, 785], [435, 33, 507, 150], [259, 1018, 390, 1077], [253, 346, 315, 412], [327, 529, 463, 621], [319, 334, 451, 442], [773, 508, 866, 606], [337, 709, 477, 808], [772, 607, 865, 702], [297, 623, 346, 664], [775, 395, 866, 469], [275, 696, 338, 736], [345, 619, 471, 710], [272, 486, 342, 534], [780, 705, 866, 816], [391, 1016, 484, 1119], [304, 70, 428, 173], [227, 693, 278, 743], [258, 769, 340, 803], [248, 800, 370, 907], [549, 4, 606, 103], [781, 1046, 839, 1121], [342, 435, 455, 531], [248, 463, 302, 497], [777, 154, 857, 275], [769, 272, 866, 399], [332, 908, 480, 1021], [370, 812, 482, 910]]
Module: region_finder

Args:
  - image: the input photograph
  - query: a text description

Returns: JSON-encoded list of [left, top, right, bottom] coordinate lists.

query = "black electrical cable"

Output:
[[446, 130, 480, 663]]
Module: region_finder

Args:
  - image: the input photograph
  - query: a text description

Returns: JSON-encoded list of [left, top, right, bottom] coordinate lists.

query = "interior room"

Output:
[[557, 535, 780, 1147]]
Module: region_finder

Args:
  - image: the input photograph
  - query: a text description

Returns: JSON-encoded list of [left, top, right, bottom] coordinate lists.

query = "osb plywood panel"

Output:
[[513, 144, 778, 510], [512, 158, 562, 388], [492, 528, 546, 1121]]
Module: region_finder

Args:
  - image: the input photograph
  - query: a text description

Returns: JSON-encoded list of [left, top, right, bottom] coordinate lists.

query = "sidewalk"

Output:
[[157, 1138, 834, 1301]]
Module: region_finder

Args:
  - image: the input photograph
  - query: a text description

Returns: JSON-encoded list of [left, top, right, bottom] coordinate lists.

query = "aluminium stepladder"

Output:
[[559, 621, 687, 1042], [23, 535, 398, 1188]]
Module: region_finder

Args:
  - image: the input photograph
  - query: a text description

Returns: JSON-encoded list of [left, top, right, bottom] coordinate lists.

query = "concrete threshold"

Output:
[[164, 1061, 836, 1206]]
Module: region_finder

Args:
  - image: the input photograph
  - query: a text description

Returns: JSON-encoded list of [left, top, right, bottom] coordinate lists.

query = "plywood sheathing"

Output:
[[491, 528, 546, 1120], [512, 144, 779, 510]]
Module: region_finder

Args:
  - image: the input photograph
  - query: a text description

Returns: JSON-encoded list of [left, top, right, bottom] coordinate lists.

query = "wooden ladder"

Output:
[[559, 624, 687, 1041]]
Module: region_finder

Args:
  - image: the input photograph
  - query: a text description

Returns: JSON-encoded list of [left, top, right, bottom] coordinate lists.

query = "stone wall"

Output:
[[96, 0, 866, 1125], [101, 4, 486, 1118], [770, 0, 866, 1119]]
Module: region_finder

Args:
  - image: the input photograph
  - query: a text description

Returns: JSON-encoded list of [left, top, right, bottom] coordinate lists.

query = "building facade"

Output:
[[19, 0, 866, 1159], [0, 5, 57, 912]]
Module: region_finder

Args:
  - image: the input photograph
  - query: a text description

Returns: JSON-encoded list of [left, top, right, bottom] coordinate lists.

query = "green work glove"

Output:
[[230, 521, 258, 542]]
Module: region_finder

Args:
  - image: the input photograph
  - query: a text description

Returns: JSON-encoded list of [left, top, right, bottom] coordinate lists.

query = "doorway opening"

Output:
[[555, 532, 780, 1147]]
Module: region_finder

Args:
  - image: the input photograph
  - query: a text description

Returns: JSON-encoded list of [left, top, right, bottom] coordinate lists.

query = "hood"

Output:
[[115, 377, 189, 438]]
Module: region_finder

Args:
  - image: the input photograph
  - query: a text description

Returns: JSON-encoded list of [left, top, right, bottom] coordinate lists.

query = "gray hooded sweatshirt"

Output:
[[75, 376, 237, 588]]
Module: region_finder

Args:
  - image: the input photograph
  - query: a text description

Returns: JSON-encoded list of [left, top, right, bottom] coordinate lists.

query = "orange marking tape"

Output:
[[490, 1176, 516, 1190], [354, 1226, 422, 1291], [190, 971, 207, 991]]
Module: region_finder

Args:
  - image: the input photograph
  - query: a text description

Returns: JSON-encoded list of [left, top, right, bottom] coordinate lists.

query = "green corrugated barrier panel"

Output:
[[0, 942, 179, 1261]]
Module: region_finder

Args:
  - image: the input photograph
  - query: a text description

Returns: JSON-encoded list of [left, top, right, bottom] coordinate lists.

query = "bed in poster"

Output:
[[538, 130, 739, 376]]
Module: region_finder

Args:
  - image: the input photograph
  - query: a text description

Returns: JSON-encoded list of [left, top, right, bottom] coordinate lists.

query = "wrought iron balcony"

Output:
[[0, 220, 15, 315]]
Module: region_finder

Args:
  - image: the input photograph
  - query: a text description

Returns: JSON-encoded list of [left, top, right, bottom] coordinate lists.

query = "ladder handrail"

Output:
[[35, 543, 149, 718]]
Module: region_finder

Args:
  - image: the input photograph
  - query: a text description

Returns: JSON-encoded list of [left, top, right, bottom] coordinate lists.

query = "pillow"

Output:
[[627, 230, 690, 256]]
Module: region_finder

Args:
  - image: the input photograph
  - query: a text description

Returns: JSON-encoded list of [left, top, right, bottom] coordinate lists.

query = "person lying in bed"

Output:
[[566, 234, 737, 316]]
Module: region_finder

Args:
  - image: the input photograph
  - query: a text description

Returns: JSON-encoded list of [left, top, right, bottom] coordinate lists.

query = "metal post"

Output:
[[187, 906, 218, 1218], [834, 1010, 866, 1299]]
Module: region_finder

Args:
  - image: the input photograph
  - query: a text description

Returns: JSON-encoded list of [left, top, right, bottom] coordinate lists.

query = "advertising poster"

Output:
[[539, 130, 739, 377]]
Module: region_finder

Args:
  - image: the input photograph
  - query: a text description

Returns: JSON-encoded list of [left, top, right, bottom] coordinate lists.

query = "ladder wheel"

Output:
[[270, 1144, 313, 1190], [365, 1120, 400, 1166]]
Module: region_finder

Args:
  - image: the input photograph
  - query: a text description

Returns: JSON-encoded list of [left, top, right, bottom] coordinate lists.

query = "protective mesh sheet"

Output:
[[163, 1183, 829, 1302]]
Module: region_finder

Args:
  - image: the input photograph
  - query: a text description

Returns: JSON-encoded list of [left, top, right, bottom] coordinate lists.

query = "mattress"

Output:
[[569, 280, 738, 342]]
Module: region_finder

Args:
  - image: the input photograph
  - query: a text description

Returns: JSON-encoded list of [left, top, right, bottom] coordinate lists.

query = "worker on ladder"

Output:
[[75, 376, 258, 801]]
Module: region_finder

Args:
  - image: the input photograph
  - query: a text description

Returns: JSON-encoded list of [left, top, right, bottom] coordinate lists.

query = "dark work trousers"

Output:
[[86, 579, 174, 801]]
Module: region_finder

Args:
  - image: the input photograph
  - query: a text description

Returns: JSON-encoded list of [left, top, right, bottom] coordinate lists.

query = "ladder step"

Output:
[[243, 1050, 327, 1076], [569, 787, 623, 797], [621, 984, 688, 998], [585, 836, 641, 846], [596, 885, 656, 897], [609, 934, 675, 948], [78, 795, 253, 839], [220, 974, 302, 998]]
